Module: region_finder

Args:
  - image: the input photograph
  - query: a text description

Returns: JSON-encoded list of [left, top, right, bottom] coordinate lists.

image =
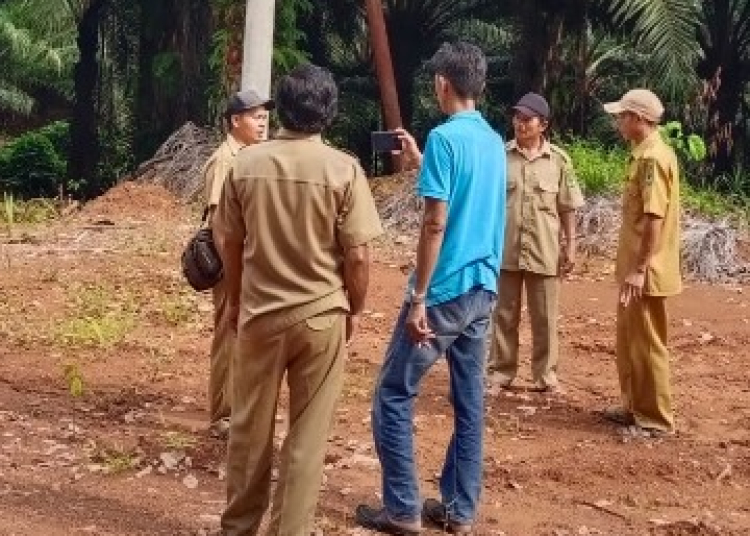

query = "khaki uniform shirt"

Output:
[[502, 140, 585, 276], [202, 134, 243, 223], [616, 130, 682, 296], [213, 129, 384, 336]]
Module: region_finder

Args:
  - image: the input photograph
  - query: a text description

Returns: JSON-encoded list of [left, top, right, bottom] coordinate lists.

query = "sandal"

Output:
[[355, 504, 421, 535], [602, 407, 635, 426]]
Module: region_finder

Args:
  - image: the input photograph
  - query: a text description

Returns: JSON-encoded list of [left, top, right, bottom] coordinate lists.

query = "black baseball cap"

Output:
[[225, 89, 275, 117], [512, 92, 550, 119]]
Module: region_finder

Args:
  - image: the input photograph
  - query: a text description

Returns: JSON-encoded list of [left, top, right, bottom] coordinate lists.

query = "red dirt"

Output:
[[0, 186, 748, 536]]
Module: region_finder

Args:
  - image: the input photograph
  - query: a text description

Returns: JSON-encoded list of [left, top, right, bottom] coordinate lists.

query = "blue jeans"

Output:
[[372, 288, 495, 525]]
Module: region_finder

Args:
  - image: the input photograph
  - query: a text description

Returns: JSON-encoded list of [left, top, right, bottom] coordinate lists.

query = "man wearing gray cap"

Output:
[[603, 88, 681, 437], [487, 92, 584, 393], [202, 88, 274, 437]]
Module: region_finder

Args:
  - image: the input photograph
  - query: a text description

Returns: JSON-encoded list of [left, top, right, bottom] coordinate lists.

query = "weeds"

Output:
[[63, 362, 85, 397], [161, 294, 193, 325], [56, 283, 136, 348], [160, 431, 197, 450]]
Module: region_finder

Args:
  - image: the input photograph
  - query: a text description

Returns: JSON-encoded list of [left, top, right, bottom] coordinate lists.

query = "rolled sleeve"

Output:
[[213, 167, 245, 245], [416, 131, 452, 201], [639, 158, 669, 218], [558, 164, 585, 212], [336, 164, 384, 250]]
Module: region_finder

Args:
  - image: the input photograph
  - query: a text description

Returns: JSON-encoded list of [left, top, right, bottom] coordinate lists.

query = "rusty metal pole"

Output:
[[364, 0, 404, 171]]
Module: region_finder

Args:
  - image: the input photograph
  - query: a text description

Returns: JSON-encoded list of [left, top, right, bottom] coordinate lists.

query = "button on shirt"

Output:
[[616, 130, 682, 296], [501, 140, 584, 276], [213, 129, 384, 335]]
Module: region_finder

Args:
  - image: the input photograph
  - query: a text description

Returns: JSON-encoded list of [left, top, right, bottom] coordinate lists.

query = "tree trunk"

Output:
[[68, 0, 109, 199], [242, 0, 275, 95]]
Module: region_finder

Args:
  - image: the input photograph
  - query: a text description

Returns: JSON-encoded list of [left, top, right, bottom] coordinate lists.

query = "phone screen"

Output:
[[371, 131, 401, 152]]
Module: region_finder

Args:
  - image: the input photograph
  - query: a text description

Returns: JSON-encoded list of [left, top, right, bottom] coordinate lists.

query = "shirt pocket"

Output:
[[534, 174, 559, 213]]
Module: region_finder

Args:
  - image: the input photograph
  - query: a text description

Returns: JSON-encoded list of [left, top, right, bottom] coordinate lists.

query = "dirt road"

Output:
[[1, 184, 748, 536]]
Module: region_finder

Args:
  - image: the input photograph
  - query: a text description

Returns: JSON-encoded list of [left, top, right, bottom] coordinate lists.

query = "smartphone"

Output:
[[371, 130, 402, 152]]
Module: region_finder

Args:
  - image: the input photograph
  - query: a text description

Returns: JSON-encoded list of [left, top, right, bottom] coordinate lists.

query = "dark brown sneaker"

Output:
[[355, 504, 422, 535], [422, 498, 473, 534], [602, 407, 636, 426]]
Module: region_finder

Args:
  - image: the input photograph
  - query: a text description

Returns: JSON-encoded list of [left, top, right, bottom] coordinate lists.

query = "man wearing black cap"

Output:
[[201, 88, 274, 437], [487, 92, 584, 393]]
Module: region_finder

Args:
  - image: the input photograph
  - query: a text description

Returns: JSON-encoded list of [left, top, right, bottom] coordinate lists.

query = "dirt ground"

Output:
[[1, 183, 749, 536]]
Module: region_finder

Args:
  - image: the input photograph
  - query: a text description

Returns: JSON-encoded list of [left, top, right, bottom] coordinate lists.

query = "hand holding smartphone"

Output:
[[371, 130, 402, 152]]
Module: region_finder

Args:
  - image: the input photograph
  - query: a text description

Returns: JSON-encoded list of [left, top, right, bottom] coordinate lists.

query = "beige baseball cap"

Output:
[[603, 89, 664, 123]]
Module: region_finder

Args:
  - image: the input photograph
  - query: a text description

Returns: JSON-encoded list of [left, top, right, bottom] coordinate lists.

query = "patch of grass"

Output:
[[160, 431, 198, 450], [161, 294, 193, 326], [99, 449, 140, 474], [562, 138, 628, 196], [56, 284, 136, 348], [0, 195, 58, 227], [62, 362, 85, 397]]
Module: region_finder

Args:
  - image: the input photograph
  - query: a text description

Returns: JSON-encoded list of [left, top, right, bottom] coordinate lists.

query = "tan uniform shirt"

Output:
[[203, 134, 243, 222], [214, 129, 384, 335], [616, 130, 682, 296], [502, 140, 585, 276]]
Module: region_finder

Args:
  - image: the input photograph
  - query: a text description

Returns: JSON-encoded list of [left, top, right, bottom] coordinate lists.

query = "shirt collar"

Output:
[[508, 138, 552, 161], [448, 110, 481, 121], [226, 133, 244, 156], [274, 128, 323, 142], [632, 130, 661, 159]]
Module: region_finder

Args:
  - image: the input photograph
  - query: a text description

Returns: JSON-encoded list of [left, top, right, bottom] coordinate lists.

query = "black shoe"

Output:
[[422, 498, 473, 534], [355, 504, 421, 535]]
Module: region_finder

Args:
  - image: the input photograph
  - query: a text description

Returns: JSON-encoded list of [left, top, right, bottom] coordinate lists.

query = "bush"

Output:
[[0, 121, 70, 199], [561, 138, 628, 195]]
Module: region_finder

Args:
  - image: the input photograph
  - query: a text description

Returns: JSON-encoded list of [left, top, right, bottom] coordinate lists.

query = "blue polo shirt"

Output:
[[415, 110, 506, 306]]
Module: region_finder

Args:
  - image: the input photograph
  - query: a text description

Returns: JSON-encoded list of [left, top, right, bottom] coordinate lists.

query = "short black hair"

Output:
[[275, 64, 338, 133], [426, 42, 487, 99]]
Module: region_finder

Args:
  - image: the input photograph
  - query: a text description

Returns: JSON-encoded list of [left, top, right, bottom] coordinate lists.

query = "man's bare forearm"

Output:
[[560, 210, 576, 245], [344, 244, 370, 315], [413, 200, 447, 296], [636, 215, 663, 271]]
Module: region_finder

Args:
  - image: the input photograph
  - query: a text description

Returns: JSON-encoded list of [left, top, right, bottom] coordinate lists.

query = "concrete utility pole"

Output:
[[364, 0, 403, 132], [241, 0, 275, 97]]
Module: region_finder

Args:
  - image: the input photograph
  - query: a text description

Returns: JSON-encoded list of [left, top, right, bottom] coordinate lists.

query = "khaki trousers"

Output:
[[221, 310, 346, 536], [488, 270, 559, 388], [210, 279, 233, 425], [616, 296, 674, 432]]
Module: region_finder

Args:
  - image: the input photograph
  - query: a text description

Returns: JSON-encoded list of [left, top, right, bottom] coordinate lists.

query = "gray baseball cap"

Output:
[[225, 89, 275, 116], [512, 92, 550, 119]]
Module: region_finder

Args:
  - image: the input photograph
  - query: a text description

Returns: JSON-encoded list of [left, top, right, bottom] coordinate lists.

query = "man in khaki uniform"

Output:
[[214, 64, 383, 536], [487, 93, 584, 392], [603, 89, 682, 436], [202, 89, 273, 436]]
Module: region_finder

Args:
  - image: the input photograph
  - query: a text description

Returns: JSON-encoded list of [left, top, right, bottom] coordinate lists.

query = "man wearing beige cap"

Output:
[[603, 88, 682, 437], [202, 88, 274, 437]]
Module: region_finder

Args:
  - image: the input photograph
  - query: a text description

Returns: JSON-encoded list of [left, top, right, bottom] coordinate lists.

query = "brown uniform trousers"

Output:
[[488, 141, 584, 388], [614, 130, 682, 432], [214, 129, 383, 535], [490, 270, 559, 387], [203, 135, 243, 427], [223, 311, 345, 535]]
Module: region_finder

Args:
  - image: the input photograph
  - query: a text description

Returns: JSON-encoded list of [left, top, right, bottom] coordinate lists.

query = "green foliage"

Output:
[[659, 121, 707, 162], [57, 283, 135, 348], [63, 362, 85, 397], [274, 0, 312, 74], [561, 139, 629, 195], [0, 121, 69, 198]]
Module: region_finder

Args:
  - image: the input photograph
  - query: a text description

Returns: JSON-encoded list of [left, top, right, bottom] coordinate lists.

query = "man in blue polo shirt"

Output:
[[356, 42, 506, 535]]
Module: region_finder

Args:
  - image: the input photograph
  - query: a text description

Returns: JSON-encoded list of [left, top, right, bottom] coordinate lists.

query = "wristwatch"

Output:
[[409, 289, 426, 304]]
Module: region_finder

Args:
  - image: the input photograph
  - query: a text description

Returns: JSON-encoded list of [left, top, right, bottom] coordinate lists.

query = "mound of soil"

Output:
[[79, 181, 186, 222]]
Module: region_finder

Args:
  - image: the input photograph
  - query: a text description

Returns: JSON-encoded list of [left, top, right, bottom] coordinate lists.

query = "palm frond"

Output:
[[0, 82, 35, 115], [599, 0, 701, 92]]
